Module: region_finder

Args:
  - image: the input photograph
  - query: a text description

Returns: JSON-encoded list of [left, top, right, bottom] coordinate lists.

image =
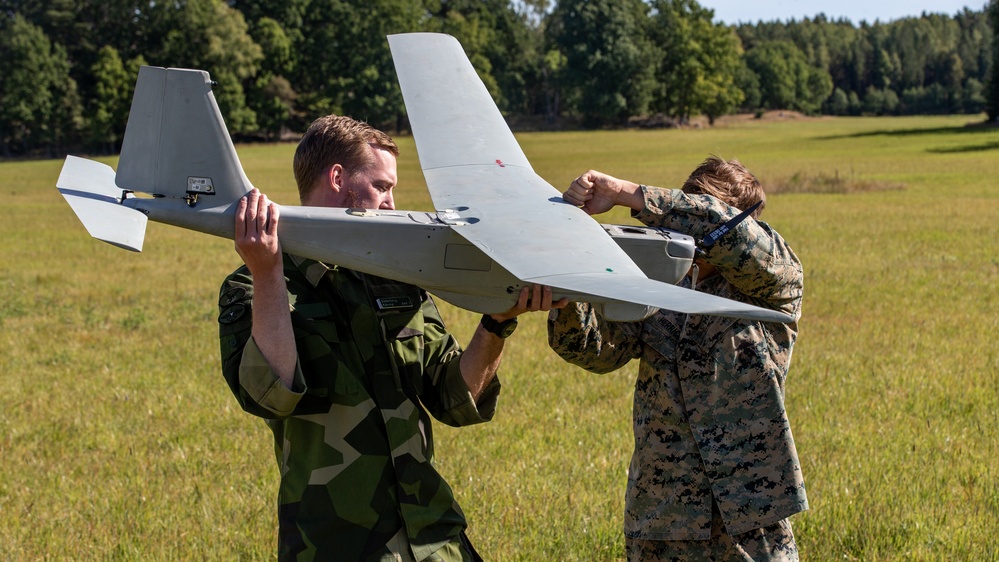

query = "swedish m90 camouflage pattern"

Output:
[[548, 185, 808, 540], [219, 255, 499, 561]]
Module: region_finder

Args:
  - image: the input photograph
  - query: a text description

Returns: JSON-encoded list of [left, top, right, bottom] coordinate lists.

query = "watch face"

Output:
[[482, 314, 517, 338], [499, 321, 517, 338]]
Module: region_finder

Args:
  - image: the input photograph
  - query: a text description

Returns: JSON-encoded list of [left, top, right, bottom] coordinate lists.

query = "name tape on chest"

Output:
[[376, 296, 414, 311]]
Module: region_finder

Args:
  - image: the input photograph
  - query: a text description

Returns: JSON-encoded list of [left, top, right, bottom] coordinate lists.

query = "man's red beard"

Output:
[[343, 187, 361, 208]]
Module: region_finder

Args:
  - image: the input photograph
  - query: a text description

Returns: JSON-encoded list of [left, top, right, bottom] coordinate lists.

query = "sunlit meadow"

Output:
[[1, 114, 996, 560]]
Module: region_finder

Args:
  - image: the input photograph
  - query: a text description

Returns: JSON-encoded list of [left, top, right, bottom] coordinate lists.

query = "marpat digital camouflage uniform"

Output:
[[219, 254, 498, 562], [548, 185, 807, 549]]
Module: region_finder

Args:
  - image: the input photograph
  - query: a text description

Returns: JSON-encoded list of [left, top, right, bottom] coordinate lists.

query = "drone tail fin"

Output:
[[114, 66, 254, 206], [56, 66, 255, 251], [56, 156, 148, 252]]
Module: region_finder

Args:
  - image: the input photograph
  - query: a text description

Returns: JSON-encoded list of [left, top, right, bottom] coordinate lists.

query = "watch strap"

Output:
[[480, 314, 517, 338]]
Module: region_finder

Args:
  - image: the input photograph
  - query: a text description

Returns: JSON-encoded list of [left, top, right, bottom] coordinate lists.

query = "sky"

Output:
[[699, 0, 986, 25]]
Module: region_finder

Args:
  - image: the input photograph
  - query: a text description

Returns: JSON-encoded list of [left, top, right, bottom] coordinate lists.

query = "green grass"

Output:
[[1, 115, 997, 560]]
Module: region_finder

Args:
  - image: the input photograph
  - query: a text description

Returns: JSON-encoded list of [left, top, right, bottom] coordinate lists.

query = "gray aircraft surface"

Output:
[[56, 32, 792, 324]]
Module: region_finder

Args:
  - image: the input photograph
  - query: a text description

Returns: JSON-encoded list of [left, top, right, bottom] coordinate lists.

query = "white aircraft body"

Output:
[[56, 32, 792, 324]]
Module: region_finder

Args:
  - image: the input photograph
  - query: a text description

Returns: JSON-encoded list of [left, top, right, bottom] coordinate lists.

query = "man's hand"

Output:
[[235, 189, 282, 277], [490, 285, 569, 322], [233, 189, 297, 387], [461, 284, 568, 401], [563, 170, 644, 215]]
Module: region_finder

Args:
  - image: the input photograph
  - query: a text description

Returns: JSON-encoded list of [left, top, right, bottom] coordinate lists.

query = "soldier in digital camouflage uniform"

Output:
[[548, 157, 808, 561], [218, 115, 563, 562]]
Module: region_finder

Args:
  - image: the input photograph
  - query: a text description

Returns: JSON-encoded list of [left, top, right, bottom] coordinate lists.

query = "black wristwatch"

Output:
[[480, 314, 518, 338]]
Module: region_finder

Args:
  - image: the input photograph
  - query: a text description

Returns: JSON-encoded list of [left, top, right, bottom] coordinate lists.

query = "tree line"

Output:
[[2, 0, 998, 158]]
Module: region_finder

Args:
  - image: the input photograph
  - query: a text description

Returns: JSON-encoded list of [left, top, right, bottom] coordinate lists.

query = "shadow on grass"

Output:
[[819, 121, 997, 141], [818, 121, 999, 153], [764, 170, 904, 195], [926, 140, 999, 153]]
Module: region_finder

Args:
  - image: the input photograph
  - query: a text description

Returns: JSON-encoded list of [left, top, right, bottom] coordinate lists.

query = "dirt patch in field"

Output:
[[626, 110, 829, 129], [716, 110, 835, 125], [764, 170, 905, 195]]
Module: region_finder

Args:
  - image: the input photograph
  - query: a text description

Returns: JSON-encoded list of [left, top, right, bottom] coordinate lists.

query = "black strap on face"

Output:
[[699, 199, 764, 251]]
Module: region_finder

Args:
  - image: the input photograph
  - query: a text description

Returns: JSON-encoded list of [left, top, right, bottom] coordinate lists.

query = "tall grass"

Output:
[[1, 115, 996, 560]]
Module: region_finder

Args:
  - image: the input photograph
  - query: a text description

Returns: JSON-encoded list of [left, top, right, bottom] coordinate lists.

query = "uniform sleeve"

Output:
[[633, 185, 803, 318], [218, 270, 306, 420], [547, 302, 644, 374], [237, 337, 307, 418], [419, 297, 501, 427]]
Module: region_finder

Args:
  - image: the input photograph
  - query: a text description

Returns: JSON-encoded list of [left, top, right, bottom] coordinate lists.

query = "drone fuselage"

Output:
[[126, 193, 694, 316]]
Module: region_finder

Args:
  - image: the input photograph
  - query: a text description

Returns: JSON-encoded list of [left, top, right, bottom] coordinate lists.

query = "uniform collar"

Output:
[[288, 254, 363, 287], [288, 255, 332, 287]]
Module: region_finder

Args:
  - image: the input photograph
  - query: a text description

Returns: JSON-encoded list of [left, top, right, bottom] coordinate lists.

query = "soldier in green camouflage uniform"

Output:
[[548, 158, 808, 561], [219, 115, 562, 562]]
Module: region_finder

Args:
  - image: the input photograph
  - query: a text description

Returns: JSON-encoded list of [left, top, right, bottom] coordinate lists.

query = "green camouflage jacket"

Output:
[[219, 255, 500, 561], [548, 185, 808, 540]]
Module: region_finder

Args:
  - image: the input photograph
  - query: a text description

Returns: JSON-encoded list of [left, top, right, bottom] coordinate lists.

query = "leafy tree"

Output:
[[228, 0, 310, 45], [745, 40, 832, 113], [508, 0, 562, 122], [901, 86, 927, 113], [826, 87, 850, 115], [0, 13, 80, 156], [735, 62, 762, 111], [936, 51, 966, 89], [749, 40, 808, 109], [740, 9, 993, 116], [246, 17, 297, 139], [953, 7, 991, 83], [88, 46, 131, 153], [424, 0, 540, 117], [2, 0, 998, 154], [863, 86, 899, 115], [248, 74, 297, 140], [152, 0, 263, 134], [889, 17, 932, 89], [293, 0, 424, 129], [961, 76, 987, 113], [7, 0, 156, 116], [538, 47, 568, 123], [648, 0, 744, 124], [868, 26, 898, 89], [83, 48, 146, 153], [803, 62, 835, 112], [925, 82, 952, 113], [252, 15, 295, 77], [848, 90, 862, 114], [844, 30, 871, 94], [425, 1, 505, 106], [549, 0, 655, 126]]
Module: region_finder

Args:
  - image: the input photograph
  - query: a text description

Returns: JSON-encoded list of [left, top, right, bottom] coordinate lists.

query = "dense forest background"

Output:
[[3, 0, 999, 157]]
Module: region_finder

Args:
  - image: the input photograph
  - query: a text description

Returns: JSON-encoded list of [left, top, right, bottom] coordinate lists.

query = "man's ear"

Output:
[[328, 164, 344, 193]]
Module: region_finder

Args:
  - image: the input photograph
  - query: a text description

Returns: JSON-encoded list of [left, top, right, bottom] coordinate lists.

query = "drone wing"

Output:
[[388, 33, 791, 324]]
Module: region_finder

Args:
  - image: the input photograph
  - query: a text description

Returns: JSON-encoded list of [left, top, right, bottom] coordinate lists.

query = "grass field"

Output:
[[1, 114, 997, 560]]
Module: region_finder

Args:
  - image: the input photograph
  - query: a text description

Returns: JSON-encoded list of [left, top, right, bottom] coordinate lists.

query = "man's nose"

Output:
[[380, 193, 395, 210]]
